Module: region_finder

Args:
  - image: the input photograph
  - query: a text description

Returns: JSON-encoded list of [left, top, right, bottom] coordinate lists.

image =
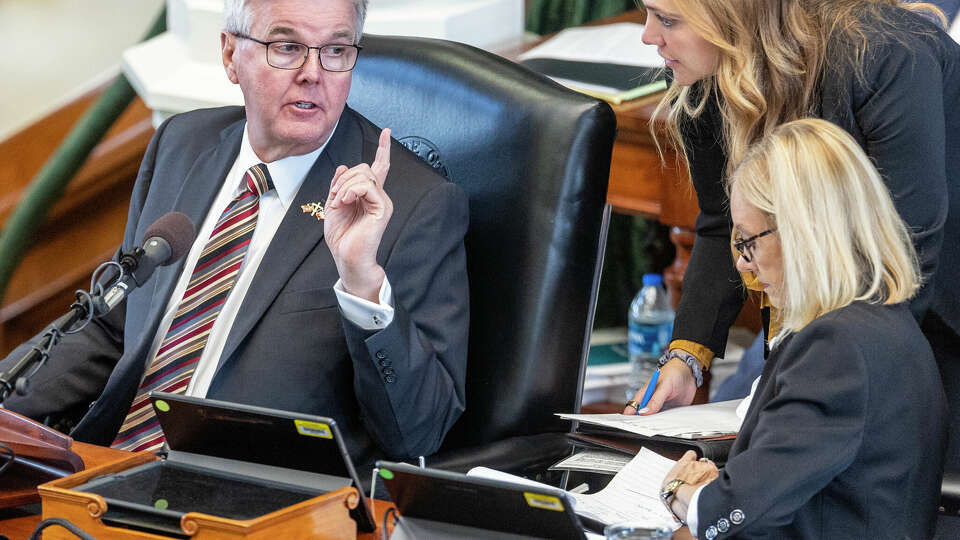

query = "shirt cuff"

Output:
[[686, 484, 705, 536], [669, 340, 715, 371], [334, 277, 395, 330]]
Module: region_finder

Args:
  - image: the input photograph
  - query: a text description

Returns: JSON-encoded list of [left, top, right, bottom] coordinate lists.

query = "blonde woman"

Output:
[[627, 0, 960, 431], [656, 118, 946, 539]]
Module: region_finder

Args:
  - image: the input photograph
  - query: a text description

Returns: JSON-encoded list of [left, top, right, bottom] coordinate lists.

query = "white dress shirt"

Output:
[[144, 124, 393, 398]]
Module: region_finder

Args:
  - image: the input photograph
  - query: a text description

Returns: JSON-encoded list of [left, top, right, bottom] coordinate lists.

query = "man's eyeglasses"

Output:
[[733, 228, 776, 263], [234, 34, 361, 72]]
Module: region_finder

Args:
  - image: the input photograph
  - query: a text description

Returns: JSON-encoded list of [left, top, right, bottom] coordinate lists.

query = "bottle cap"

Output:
[[642, 273, 663, 286]]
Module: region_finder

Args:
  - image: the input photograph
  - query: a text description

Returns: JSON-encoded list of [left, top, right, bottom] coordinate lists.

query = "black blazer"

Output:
[[673, 6, 960, 356], [0, 106, 470, 466], [697, 302, 947, 539]]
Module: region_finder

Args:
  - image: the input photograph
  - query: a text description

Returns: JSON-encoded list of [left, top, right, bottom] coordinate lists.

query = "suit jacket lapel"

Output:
[[730, 334, 791, 457], [216, 109, 366, 371], [140, 120, 245, 343]]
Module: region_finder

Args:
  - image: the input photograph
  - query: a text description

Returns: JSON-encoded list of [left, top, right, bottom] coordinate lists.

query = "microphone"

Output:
[[93, 212, 196, 316], [0, 212, 196, 401]]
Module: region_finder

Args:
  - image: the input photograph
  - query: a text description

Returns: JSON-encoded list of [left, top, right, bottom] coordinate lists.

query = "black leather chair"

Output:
[[348, 35, 616, 474]]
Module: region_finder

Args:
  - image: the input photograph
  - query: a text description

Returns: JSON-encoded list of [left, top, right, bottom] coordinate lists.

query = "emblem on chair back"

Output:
[[398, 136, 451, 181]]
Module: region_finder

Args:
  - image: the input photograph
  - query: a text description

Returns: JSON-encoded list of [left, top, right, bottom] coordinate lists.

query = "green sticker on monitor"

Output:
[[154, 498, 169, 510], [379, 468, 394, 480], [155, 400, 170, 412]]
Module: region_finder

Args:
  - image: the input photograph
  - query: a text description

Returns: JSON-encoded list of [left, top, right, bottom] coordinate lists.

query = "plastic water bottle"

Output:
[[627, 274, 674, 398]]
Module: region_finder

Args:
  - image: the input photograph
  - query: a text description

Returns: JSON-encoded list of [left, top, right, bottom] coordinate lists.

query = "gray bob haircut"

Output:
[[222, 0, 369, 43]]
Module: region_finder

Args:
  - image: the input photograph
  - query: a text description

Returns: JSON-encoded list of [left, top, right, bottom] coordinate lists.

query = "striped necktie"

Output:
[[111, 163, 274, 452]]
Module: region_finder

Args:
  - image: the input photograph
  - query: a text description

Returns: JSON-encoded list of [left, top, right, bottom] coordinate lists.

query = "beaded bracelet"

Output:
[[657, 349, 704, 388]]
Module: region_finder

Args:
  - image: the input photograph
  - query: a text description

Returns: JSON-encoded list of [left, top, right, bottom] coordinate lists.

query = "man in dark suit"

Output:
[[0, 0, 469, 467]]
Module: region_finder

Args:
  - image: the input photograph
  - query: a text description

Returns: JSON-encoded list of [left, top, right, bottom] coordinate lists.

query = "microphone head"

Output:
[[143, 211, 197, 265]]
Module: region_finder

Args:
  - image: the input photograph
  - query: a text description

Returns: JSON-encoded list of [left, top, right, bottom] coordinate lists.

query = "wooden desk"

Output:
[[0, 442, 396, 539], [0, 441, 130, 509], [0, 501, 396, 540]]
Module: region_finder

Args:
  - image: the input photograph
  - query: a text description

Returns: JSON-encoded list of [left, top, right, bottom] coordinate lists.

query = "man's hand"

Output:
[[325, 128, 393, 302], [623, 356, 698, 415]]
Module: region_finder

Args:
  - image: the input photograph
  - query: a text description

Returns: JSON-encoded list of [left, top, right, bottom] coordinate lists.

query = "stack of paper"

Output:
[[559, 400, 743, 439], [519, 22, 667, 104], [550, 450, 633, 474]]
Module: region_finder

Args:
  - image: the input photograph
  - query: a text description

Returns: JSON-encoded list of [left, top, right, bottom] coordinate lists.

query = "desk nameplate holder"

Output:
[[37, 451, 359, 539]]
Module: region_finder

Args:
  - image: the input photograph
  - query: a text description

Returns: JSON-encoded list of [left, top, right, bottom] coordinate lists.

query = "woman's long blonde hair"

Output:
[[651, 0, 945, 172], [729, 119, 920, 333]]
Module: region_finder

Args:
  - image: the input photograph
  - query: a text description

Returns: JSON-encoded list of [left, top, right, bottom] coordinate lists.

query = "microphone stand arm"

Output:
[[0, 296, 91, 404]]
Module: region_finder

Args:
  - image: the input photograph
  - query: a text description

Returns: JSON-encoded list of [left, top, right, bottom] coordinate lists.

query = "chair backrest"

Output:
[[348, 35, 616, 451]]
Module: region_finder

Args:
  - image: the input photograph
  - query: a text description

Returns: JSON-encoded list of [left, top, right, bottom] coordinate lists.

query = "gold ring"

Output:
[[626, 400, 641, 409], [699, 458, 710, 462]]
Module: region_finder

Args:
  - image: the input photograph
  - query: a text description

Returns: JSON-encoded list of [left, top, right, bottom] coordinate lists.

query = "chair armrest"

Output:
[[941, 472, 960, 515], [426, 433, 573, 475]]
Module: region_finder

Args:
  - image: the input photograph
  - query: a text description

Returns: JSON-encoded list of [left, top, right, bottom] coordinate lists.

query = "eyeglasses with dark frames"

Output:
[[733, 228, 776, 263], [233, 34, 362, 72]]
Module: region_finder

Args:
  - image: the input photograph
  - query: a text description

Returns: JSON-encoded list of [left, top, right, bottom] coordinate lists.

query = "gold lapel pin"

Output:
[[300, 201, 325, 220]]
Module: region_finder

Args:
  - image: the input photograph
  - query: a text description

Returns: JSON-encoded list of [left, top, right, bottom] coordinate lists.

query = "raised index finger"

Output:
[[371, 128, 391, 184]]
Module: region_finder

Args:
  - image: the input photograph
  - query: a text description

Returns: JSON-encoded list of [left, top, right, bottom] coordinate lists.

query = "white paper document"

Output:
[[469, 449, 680, 532], [570, 448, 680, 530], [559, 400, 744, 439], [518, 22, 663, 68], [551, 450, 633, 474]]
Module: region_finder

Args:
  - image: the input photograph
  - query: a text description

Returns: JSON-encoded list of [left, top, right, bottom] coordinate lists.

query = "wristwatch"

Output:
[[660, 478, 687, 524]]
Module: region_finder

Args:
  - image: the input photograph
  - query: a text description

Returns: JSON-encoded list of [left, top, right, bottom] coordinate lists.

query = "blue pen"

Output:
[[637, 368, 660, 415]]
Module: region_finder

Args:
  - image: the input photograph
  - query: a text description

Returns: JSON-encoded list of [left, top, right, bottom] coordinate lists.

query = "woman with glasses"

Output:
[[626, 0, 960, 428], [657, 118, 946, 539]]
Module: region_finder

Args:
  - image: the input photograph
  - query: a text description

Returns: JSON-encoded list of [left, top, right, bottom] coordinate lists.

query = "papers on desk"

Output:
[[559, 400, 744, 439], [551, 450, 633, 474], [572, 449, 680, 530], [469, 448, 680, 532], [519, 22, 667, 104], [520, 22, 662, 67]]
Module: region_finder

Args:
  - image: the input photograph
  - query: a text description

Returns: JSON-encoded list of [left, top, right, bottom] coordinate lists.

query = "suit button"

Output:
[[376, 350, 387, 360], [383, 368, 395, 375], [717, 518, 730, 533], [705, 526, 718, 540], [730, 509, 745, 525], [384, 375, 397, 383], [379, 359, 393, 367]]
